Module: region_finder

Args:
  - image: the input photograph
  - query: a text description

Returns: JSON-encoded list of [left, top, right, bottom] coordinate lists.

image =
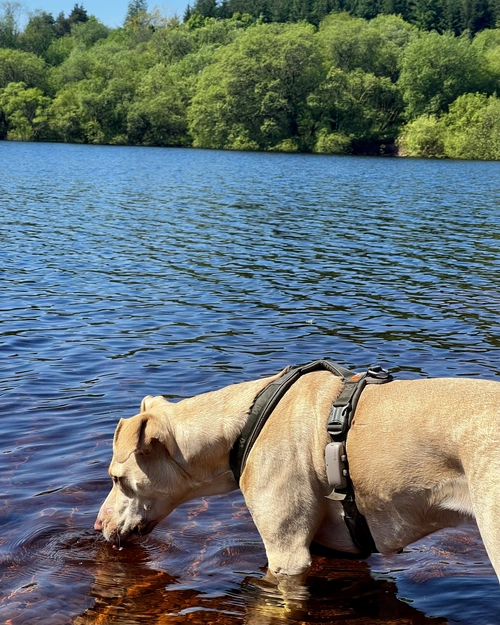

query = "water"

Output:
[[1, 141, 500, 624]]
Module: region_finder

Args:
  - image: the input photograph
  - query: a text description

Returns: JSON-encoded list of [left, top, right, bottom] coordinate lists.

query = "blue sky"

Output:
[[20, 1, 189, 27]]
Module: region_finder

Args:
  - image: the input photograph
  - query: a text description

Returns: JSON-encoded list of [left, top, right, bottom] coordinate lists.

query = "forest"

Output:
[[0, 0, 500, 159]]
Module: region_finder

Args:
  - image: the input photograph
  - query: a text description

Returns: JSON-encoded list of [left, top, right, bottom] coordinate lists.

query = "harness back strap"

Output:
[[229, 360, 352, 483]]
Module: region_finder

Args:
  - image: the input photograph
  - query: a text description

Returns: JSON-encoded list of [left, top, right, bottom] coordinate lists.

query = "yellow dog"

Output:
[[95, 368, 500, 586]]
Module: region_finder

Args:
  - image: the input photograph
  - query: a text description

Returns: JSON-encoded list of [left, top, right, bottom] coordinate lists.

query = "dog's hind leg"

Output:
[[465, 449, 500, 581]]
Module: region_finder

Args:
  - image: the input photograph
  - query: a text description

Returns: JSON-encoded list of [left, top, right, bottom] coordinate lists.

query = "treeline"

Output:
[[187, 0, 500, 36], [1, 1, 500, 159]]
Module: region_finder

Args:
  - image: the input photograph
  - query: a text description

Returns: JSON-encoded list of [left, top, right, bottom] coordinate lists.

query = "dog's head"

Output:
[[94, 395, 200, 546], [95, 371, 288, 546]]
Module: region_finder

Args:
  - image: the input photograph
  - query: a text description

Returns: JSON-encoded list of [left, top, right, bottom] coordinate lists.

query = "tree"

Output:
[[20, 10, 56, 57], [191, 0, 218, 17], [442, 93, 500, 159], [309, 67, 403, 152], [311, 0, 342, 25], [127, 62, 191, 145], [472, 27, 500, 80], [398, 31, 493, 119], [123, 0, 156, 43], [54, 11, 71, 37], [0, 48, 47, 89], [44, 35, 76, 66], [397, 114, 444, 157], [71, 16, 109, 48], [0, 81, 50, 140], [408, 0, 445, 32], [318, 13, 417, 81], [188, 22, 325, 150], [0, 1, 24, 48], [125, 0, 148, 23], [68, 3, 89, 25], [47, 39, 150, 143], [459, 0, 494, 34]]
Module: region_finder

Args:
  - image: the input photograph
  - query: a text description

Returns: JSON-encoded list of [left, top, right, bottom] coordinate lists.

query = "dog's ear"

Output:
[[113, 413, 162, 464], [140, 395, 155, 413], [140, 395, 169, 413]]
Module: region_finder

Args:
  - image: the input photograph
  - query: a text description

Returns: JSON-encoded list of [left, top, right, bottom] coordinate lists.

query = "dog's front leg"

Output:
[[244, 489, 321, 588]]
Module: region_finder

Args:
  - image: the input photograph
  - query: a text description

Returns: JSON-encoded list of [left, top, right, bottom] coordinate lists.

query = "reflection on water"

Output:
[[1, 142, 500, 624]]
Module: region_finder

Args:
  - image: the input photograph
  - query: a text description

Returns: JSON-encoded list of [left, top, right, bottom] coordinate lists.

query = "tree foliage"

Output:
[[0, 3, 500, 159], [400, 94, 500, 159], [399, 32, 495, 119], [188, 0, 500, 35], [188, 22, 324, 151]]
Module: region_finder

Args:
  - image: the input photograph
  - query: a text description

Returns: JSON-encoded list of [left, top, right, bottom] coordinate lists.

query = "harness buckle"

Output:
[[327, 405, 350, 438]]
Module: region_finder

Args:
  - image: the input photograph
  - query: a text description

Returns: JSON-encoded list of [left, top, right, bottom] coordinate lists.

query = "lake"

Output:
[[1, 141, 500, 625]]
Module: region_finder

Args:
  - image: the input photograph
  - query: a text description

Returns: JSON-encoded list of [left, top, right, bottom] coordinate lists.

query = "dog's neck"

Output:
[[164, 372, 286, 492]]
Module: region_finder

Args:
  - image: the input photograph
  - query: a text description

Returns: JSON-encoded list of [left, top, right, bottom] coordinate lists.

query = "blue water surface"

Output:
[[1, 142, 500, 624]]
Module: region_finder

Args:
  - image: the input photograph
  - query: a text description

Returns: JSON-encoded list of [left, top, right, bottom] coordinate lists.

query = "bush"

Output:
[[398, 114, 444, 157], [442, 93, 500, 160], [314, 130, 352, 154]]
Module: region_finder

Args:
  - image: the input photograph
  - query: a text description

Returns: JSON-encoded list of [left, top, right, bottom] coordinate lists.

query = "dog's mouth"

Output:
[[108, 520, 159, 548]]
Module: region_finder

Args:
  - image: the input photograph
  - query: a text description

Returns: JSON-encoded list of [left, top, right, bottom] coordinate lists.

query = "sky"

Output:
[[20, 0, 189, 27]]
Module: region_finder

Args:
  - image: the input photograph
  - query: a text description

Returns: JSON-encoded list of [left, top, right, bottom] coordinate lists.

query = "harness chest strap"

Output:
[[229, 359, 393, 557]]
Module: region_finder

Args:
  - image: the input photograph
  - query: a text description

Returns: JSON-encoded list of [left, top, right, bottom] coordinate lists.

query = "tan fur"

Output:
[[95, 371, 500, 585]]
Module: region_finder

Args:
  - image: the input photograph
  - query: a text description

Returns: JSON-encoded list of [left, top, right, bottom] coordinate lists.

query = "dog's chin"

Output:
[[108, 520, 159, 548]]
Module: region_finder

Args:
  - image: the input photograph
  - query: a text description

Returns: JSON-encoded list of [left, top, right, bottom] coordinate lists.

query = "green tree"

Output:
[[442, 0, 461, 32], [68, 3, 89, 25], [472, 27, 500, 84], [0, 81, 50, 140], [311, 0, 342, 25], [127, 62, 190, 145], [48, 40, 151, 143], [398, 31, 493, 119], [460, 0, 494, 34], [408, 0, 445, 31], [54, 11, 71, 37], [44, 34, 76, 66], [191, 0, 218, 17], [309, 67, 403, 152], [148, 21, 194, 62], [0, 48, 47, 89], [71, 16, 109, 48], [188, 22, 324, 150], [0, 1, 23, 48], [125, 0, 148, 22], [20, 10, 56, 57], [318, 13, 416, 81], [442, 92, 500, 159]]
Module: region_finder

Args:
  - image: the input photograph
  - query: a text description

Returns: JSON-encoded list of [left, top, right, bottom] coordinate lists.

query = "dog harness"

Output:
[[229, 359, 393, 556]]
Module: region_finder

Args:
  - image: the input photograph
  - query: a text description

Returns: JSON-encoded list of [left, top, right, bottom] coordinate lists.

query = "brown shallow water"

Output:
[[2, 142, 500, 624]]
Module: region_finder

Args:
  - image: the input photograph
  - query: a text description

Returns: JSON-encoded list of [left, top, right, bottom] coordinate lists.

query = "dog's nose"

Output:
[[94, 516, 103, 531]]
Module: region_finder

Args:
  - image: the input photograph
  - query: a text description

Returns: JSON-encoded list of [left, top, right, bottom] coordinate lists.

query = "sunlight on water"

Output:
[[1, 142, 500, 624]]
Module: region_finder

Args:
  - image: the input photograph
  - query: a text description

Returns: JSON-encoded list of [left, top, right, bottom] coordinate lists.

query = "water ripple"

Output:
[[1, 143, 500, 624]]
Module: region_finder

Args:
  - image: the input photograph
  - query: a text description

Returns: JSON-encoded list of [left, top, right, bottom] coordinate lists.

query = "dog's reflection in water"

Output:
[[73, 542, 446, 625]]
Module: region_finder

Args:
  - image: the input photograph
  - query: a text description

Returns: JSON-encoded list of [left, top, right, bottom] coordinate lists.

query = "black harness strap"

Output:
[[327, 366, 392, 443], [229, 360, 393, 557], [326, 366, 392, 556], [229, 360, 352, 483]]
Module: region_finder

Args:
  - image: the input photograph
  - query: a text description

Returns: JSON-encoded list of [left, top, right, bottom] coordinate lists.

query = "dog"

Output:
[[94, 367, 500, 585]]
